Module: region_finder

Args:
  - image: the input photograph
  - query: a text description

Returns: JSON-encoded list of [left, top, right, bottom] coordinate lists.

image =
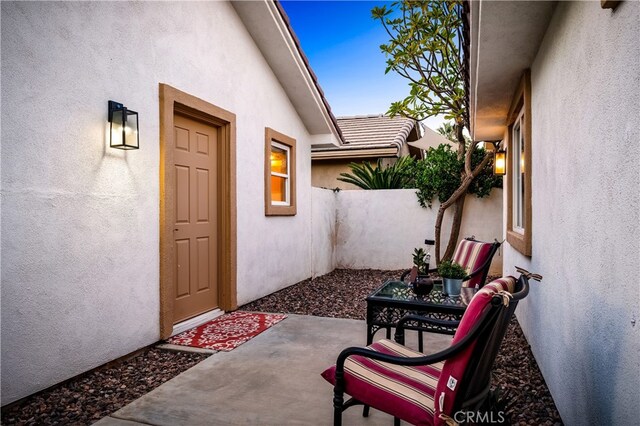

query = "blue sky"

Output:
[[280, 1, 445, 130], [280, 1, 407, 117]]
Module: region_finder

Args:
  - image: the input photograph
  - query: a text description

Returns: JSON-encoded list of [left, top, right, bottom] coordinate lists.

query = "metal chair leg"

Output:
[[334, 406, 343, 426], [333, 382, 344, 426], [363, 405, 370, 417]]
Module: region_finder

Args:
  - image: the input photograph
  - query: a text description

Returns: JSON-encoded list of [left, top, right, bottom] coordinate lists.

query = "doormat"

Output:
[[166, 311, 287, 351]]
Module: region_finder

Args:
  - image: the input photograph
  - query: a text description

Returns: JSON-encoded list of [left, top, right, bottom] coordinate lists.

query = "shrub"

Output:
[[337, 156, 415, 190], [413, 144, 502, 208]]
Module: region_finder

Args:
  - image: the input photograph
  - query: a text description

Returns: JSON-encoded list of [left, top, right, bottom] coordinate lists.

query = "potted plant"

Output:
[[411, 248, 433, 295], [437, 260, 468, 297], [412, 248, 429, 276]]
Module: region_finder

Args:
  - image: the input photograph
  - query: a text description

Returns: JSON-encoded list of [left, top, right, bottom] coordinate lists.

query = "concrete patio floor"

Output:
[[96, 314, 453, 426]]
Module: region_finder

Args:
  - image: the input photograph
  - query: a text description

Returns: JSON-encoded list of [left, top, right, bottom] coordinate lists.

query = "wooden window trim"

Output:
[[506, 71, 532, 256], [265, 127, 297, 216], [158, 83, 237, 339]]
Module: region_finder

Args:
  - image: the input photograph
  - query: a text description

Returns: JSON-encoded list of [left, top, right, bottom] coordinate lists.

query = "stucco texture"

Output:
[[1, 1, 317, 404], [312, 160, 362, 190], [311, 188, 337, 277], [503, 2, 640, 424], [334, 189, 503, 272]]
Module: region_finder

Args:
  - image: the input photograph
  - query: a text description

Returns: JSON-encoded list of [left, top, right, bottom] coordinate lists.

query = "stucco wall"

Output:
[[311, 188, 337, 277], [334, 189, 503, 272], [311, 158, 402, 190], [312, 159, 366, 190], [503, 2, 640, 425], [1, 1, 317, 404]]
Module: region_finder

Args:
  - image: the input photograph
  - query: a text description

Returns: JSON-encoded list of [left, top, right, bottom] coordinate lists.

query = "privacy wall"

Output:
[[1, 1, 319, 405], [311, 188, 503, 274], [503, 2, 639, 424]]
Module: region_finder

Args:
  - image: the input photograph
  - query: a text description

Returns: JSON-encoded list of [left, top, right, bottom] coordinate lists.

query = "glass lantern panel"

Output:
[[125, 111, 139, 149], [110, 109, 124, 147]]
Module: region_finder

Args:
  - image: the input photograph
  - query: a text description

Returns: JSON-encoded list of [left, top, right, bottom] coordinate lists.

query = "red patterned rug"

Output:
[[166, 311, 287, 351]]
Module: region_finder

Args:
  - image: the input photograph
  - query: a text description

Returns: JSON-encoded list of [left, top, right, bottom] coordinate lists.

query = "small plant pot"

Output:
[[412, 276, 434, 296], [443, 277, 463, 297]]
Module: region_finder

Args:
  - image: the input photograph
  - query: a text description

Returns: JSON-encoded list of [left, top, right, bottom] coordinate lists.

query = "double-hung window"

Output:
[[506, 71, 532, 256], [512, 108, 526, 233], [265, 128, 296, 216]]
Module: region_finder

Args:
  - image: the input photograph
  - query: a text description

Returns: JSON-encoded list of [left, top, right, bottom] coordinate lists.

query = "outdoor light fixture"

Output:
[[108, 100, 139, 150], [490, 141, 506, 176]]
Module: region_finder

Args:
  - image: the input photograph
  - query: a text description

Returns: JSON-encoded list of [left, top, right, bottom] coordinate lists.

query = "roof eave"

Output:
[[231, 0, 344, 146], [312, 147, 399, 160], [468, 0, 556, 141]]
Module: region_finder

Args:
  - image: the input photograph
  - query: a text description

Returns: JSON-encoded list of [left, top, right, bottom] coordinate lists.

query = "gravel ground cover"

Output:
[[242, 268, 562, 426], [3, 268, 561, 425], [1, 349, 210, 425]]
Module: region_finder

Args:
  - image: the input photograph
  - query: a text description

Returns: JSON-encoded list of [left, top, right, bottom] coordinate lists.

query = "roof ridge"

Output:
[[337, 114, 387, 120]]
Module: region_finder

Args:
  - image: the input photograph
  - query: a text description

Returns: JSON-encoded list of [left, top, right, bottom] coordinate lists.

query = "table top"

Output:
[[367, 280, 477, 310]]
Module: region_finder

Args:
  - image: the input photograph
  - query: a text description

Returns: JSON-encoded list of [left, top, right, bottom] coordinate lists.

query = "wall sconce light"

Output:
[[490, 141, 506, 176], [108, 100, 139, 150]]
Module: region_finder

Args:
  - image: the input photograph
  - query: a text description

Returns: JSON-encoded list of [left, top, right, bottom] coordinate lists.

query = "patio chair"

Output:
[[402, 237, 501, 289], [322, 271, 539, 426]]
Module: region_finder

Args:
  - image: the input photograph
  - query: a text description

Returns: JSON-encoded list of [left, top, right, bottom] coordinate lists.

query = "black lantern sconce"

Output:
[[490, 141, 506, 176], [108, 100, 139, 150]]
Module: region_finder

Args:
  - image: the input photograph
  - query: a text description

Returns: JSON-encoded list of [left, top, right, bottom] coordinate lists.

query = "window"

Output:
[[265, 128, 296, 216], [506, 71, 532, 256], [512, 109, 525, 233]]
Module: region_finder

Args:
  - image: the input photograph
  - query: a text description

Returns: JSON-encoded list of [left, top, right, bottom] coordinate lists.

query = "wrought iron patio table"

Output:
[[366, 280, 478, 350]]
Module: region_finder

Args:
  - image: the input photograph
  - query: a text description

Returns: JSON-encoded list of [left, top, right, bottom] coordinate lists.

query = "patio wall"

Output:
[[311, 188, 503, 273], [502, 2, 639, 425], [311, 187, 337, 277], [0, 1, 328, 405]]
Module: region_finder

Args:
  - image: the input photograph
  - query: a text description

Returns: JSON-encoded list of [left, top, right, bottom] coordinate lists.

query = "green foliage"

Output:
[[437, 259, 467, 279], [371, 1, 466, 123], [337, 156, 415, 190], [436, 121, 469, 144], [412, 143, 501, 208], [412, 248, 429, 275], [372, 1, 498, 262]]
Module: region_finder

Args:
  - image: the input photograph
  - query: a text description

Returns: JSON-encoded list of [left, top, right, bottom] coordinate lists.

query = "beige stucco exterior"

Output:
[[312, 158, 397, 190]]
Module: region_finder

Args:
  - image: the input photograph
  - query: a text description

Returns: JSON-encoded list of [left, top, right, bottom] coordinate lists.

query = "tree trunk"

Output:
[[433, 132, 492, 265], [434, 205, 445, 264], [442, 194, 466, 261]]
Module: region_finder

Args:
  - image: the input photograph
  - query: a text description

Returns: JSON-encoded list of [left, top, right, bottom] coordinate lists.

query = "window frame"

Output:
[[506, 71, 532, 256], [264, 127, 296, 216]]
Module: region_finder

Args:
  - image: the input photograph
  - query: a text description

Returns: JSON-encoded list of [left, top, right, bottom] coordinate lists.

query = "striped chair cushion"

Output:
[[433, 276, 516, 425], [452, 239, 495, 288], [321, 339, 445, 426]]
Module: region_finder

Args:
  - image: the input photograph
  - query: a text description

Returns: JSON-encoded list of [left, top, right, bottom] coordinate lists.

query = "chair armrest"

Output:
[[394, 314, 460, 344]]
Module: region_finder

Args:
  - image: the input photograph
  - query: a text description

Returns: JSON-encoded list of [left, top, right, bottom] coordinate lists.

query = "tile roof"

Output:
[[334, 114, 418, 151]]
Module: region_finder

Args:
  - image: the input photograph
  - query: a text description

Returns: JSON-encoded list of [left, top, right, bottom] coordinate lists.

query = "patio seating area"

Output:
[[3, 269, 561, 425], [242, 269, 561, 425]]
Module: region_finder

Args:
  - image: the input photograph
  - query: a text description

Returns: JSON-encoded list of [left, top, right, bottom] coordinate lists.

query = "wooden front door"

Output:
[[172, 113, 218, 323]]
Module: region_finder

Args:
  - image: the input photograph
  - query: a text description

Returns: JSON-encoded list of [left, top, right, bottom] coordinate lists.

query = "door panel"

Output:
[[172, 114, 218, 323], [175, 239, 191, 298], [196, 237, 210, 292]]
